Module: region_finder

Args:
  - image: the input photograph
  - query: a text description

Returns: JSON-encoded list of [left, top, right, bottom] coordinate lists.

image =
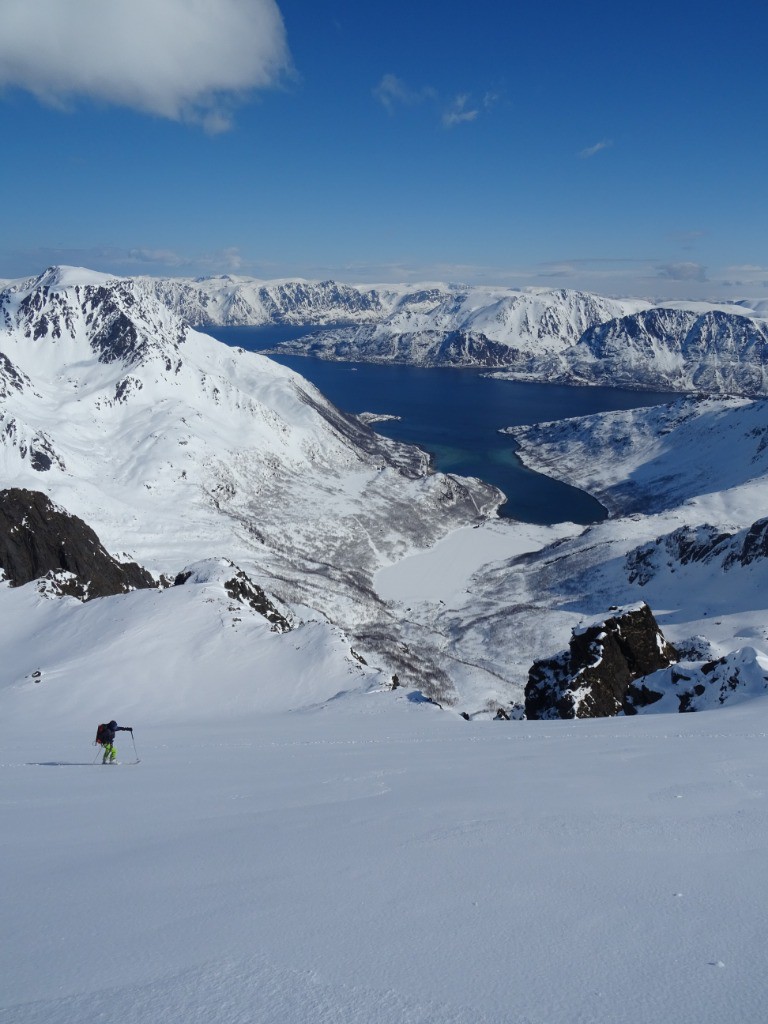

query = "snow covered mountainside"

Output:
[[265, 287, 649, 367], [524, 306, 768, 396], [3, 266, 768, 714], [0, 266, 503, 703], [277, 297, 768, 397]]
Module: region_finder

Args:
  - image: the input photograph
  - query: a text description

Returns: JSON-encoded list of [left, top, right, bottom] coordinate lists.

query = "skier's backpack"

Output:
[[95, 723, 109, 746]]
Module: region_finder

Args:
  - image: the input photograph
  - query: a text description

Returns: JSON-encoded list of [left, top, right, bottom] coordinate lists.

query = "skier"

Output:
[[95, 720, 133, 764]]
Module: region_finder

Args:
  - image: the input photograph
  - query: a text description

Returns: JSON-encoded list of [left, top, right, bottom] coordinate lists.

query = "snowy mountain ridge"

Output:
[[6, 267, 768, 395]]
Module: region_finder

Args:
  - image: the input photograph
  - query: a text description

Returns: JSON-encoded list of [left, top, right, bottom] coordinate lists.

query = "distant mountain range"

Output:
[[5, 267, 767, 395]]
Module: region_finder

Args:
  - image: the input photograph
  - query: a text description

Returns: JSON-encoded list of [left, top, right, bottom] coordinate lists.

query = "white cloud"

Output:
[[442, 95, 478, 127], [0, 0, 291, 130], [579, 139, 612, 159]]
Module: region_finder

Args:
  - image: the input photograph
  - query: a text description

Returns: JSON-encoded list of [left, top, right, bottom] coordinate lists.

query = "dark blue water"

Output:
[[206, 325, 679, 525]]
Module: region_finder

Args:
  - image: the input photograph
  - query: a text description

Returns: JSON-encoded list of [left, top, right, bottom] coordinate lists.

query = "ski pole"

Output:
[[131, 730, 140, 762]]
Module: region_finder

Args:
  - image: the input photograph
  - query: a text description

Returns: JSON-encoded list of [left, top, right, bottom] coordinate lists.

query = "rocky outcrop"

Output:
[[173, 561, 291, 633], [667, 647, 768, 711], [626, 516, 768, 585], [525, 603, 678, 719], [1, 418, 66, 472], [0, 353, 31, 399], [0, 488, 156, 599]]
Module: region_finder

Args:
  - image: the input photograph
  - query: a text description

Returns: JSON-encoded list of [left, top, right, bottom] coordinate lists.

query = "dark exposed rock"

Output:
[[35, 569, 91, 601], [678, 684, 707, 713], [114, 376, 144, 404], [624, 682, 665, 714], [0, 488, 156, 599], [222, 568, 291, 633], [525, 603, 677, 719], [2, 419, 66, 473], [0, 352, 31, 398], [725, 517, 768, 568]]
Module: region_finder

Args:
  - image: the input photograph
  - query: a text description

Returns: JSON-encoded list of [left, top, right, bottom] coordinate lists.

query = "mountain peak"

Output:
[[34, 265, 119, 290]]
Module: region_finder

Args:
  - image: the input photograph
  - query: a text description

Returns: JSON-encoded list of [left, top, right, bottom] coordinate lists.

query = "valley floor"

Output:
[[3, 693, 768, 1024]]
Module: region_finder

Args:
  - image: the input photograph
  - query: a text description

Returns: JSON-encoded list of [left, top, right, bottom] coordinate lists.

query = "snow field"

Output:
[[374, 519, 580, 606], [3, 696, 768, 1024]]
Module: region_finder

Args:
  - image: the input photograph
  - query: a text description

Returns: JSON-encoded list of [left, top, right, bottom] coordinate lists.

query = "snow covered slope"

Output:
[[452, 397, 768, 697], [5, 664, 768, 1024], [0, 557, 369, 723], [506, 395, 768, 518], [139, 273, 396, 326]]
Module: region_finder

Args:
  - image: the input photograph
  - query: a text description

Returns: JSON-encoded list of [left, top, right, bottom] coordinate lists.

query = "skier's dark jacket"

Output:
[[101, 720, 132, 745]]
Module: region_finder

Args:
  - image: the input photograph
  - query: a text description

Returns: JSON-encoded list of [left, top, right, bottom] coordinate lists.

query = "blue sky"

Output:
[[0, 0, 766, 298]]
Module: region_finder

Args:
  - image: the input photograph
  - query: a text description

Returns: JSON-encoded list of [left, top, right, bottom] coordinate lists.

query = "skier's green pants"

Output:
[[102, 742, 116, 763]]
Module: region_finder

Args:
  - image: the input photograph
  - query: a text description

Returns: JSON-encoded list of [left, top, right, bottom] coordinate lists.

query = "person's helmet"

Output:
[[108, 720, 117, 728]]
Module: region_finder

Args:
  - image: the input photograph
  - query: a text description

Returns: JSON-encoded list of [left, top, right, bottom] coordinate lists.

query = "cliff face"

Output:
[[525, 603, 677, 719], [0, 488, 156, 599]]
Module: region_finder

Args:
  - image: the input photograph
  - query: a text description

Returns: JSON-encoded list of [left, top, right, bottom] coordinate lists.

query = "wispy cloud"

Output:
[[0, 244, 252, 280], [656, 261, 708, 282], [0, 0, 291, 131], [442, 94, 479, 127], [373, 74, 435, 111], [374, 76, 490, 128], [127, 246, 248, 274], [670, 229, 706, 249], [721, 264, 768, 289], [579, 139, 613, 159]]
